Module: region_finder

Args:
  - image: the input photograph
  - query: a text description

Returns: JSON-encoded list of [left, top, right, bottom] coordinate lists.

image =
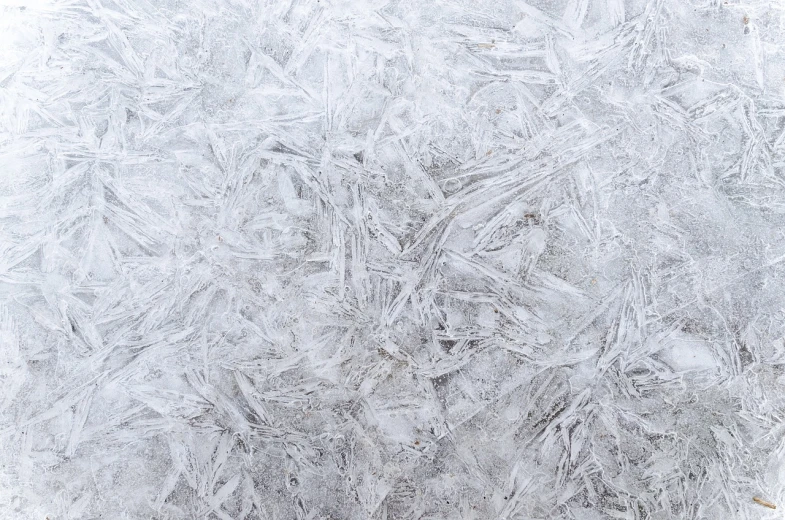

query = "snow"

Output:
[[1, 0, 785, 518]]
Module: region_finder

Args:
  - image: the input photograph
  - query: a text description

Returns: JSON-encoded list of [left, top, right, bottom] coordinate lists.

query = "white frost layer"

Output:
[[1, 0, 785, 518]]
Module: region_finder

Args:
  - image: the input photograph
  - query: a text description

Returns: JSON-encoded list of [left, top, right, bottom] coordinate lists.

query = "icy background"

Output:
[[2, 0, 785, 518]]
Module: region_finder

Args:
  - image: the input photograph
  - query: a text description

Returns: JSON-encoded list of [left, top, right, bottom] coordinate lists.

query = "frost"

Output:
[[1, 0, 785, 518]]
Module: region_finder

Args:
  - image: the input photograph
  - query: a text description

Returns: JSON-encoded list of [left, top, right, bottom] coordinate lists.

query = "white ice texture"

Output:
[[2, 0, 785, 518]]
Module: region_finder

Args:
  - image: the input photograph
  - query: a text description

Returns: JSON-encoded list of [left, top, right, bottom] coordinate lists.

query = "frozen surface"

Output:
[[2, 0, 785, 518]]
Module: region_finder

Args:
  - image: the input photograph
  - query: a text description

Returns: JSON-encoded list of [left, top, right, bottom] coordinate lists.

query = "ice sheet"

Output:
[[1, 0, 785, 518]]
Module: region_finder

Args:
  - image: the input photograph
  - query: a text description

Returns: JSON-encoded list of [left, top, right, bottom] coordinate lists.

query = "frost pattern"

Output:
[[1, 0, 785, 518]]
